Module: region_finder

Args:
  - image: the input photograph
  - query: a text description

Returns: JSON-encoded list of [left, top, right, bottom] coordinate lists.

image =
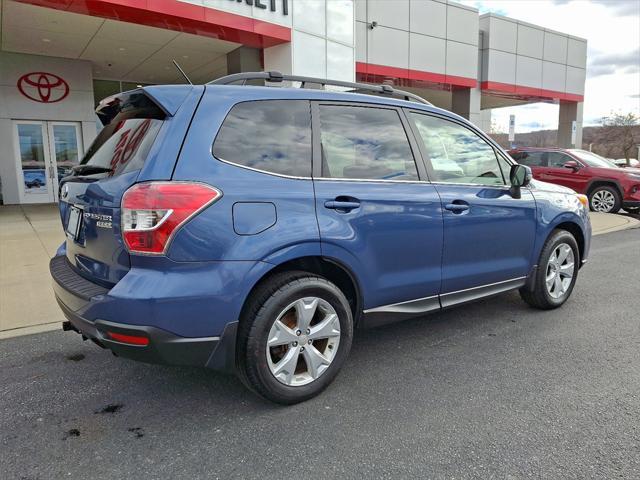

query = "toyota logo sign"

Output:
[[17, 72, 69, 103]]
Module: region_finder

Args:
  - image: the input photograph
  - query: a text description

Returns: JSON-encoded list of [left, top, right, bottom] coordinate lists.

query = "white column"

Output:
[[263, 43, 293, 74], [558, 101, 584, 148], [451, 86, 482, 127], [479, 109, 492, 133]]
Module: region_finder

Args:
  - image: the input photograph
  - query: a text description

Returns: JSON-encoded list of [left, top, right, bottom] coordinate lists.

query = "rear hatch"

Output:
[[59, 88, 189, 286]]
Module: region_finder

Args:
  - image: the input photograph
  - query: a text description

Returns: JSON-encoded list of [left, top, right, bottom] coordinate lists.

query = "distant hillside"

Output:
[[489, 125, 640, 159]]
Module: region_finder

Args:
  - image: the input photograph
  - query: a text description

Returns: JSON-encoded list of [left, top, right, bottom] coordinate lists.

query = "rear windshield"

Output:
[[81, 92, 165, 176]]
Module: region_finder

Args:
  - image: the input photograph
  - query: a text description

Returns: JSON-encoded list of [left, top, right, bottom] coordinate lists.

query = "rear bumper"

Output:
[[59, 299, 221, 366], [50, 255, 240, 371]]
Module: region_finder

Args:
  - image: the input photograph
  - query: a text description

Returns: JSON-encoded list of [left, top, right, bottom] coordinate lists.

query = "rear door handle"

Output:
[[324, 199, 360, 212], [444, 202, 470, 213]]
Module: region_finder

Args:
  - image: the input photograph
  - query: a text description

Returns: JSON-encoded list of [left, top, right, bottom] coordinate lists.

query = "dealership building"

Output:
[[0, 0, 587, 205]]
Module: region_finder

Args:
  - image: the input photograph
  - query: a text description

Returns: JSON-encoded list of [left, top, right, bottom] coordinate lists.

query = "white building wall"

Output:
[[355, 0, 479, 81], [181, 0, 293, 28], [479, 13, 587, 96], [263, 0, 356, 82], [0, 52, 95, 204], [180, 0, 356, 82]]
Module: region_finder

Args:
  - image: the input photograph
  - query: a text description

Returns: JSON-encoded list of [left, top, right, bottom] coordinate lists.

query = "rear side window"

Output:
[[318, 105, 418, 181], [213, 100, 311, 177], [516, 151, 546, 167], [82, 92, 165, 176]]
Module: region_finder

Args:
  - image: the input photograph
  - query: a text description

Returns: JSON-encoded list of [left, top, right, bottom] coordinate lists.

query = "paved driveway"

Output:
[[1, 230, 638, 479]]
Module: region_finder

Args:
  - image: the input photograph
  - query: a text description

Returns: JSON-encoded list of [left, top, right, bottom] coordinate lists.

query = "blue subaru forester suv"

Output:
[[51, 72, 591, 404]]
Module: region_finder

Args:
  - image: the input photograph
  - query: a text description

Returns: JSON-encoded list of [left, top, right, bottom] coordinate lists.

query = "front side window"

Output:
[[547, 152, 574, 168], [410, 113, 506, 186], [318, 105, 418, 181], [213, 100, 312, 177]]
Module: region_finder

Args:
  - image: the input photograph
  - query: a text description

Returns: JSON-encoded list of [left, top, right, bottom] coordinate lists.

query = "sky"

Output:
[[458, 0, 640, 133]]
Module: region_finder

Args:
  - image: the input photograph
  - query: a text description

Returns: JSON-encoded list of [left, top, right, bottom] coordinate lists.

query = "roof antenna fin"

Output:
[[173, 60, 193, 85]]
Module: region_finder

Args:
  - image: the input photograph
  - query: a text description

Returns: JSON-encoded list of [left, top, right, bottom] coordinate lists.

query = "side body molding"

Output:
[[360, 276, 529, 328]]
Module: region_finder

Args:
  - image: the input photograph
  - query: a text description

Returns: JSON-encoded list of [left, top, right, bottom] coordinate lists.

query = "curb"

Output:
[[0, 322, 60, 340], [591, 214, 640, 236]]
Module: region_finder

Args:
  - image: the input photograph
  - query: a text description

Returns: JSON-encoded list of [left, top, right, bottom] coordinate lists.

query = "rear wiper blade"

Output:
[[72, 165, 113, 175]]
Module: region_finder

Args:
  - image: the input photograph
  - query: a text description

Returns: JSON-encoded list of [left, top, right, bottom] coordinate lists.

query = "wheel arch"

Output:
[[553, 221, 585, 264], [586, 179, 623, 198], [239, 256, 363, 328]]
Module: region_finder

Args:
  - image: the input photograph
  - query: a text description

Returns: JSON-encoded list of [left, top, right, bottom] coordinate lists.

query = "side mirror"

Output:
[[563, 160, 580, 171], [509, 164, 532, 199], [510, 164, 532, 187]]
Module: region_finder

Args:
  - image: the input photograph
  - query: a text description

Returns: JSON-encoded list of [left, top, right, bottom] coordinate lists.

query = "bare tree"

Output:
[[528, 130, 547, 147], [599, 112, 639, 165]]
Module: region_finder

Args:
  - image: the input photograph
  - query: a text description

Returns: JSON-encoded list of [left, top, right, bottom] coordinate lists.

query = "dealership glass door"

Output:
[[14, 121, 83, 203], [48, 122, 83, 202]]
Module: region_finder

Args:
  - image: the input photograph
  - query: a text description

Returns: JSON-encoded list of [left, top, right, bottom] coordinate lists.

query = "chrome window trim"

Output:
[[213, 155, 313, 180], [212, 156, 431, 184], [314, 176, 426, 185], [211, 158, 535, 190]]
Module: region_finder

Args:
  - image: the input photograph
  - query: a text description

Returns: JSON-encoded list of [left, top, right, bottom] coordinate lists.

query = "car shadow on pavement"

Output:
[[2, 289, 541, 416]]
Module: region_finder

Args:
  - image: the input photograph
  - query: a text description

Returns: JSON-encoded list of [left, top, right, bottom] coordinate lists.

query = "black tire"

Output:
[[588, 185, 621, 213], [519, 230, 580, 310], [236, 271, 353, 405]]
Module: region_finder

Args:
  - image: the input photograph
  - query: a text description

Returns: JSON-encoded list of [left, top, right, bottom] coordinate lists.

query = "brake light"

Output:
[[122, 182, 221, 255]]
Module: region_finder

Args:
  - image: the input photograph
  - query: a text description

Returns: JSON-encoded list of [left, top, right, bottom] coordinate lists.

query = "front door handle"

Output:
[[324, 199, 360, 212], [444, 201, 470, 214]]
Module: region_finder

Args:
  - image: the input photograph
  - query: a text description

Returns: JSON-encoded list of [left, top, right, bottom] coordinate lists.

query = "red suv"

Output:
[[508, 148, 640, 214]]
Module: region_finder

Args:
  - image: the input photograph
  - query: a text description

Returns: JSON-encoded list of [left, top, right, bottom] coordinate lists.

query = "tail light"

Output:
[[122, 182, 221, 255]]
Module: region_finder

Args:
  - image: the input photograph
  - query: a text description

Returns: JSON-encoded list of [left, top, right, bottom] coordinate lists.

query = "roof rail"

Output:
[[208, 71, 432, 106]]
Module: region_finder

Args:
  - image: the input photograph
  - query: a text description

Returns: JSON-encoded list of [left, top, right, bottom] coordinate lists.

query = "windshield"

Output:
[[569, 149, 618, 168]]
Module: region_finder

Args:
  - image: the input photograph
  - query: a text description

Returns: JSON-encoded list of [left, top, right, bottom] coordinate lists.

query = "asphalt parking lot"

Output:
[[1, 229, 639, 479]]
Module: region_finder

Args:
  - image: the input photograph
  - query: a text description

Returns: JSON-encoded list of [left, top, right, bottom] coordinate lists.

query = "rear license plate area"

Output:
[[66, 205, 83, 240]]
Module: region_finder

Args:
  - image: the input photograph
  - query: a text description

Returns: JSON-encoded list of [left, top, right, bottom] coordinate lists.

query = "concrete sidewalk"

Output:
[[0, 205, 65, 338], [590, 211, 640, 235], [0, 204, 638, 338]]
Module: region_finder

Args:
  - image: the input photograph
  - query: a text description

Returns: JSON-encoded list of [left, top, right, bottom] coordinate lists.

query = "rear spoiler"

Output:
[[95, 85, 194, 126]]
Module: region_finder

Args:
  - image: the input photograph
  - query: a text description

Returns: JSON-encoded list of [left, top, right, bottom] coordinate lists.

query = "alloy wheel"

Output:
[[591, 190, 616, 212], [266, 297, 341, 387], [545, 243, 575, 299]]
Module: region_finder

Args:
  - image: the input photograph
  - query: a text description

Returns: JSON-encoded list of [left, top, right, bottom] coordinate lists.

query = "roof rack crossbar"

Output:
[[208, 71, 432, 106]]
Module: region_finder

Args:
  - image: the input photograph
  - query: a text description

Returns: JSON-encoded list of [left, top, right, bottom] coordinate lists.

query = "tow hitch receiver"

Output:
[[62, 320, 79, 333]]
